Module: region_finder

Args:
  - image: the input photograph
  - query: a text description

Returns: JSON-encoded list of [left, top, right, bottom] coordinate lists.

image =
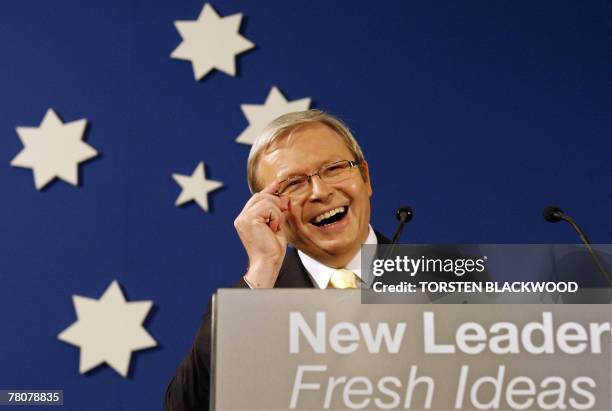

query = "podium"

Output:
[[211, 289, 612, 411]]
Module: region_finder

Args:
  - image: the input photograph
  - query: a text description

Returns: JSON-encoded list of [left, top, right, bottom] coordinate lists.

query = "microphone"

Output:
[[391, 206, 413, 244], [543, 205, 611, 286], [543, 206, 564, 223]]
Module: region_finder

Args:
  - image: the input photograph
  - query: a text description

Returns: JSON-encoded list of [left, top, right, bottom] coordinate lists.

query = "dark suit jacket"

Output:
[[164, 231, 390, 411]]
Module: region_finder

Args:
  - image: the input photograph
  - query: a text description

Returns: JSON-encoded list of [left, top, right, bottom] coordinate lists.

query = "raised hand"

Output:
[[234, 182, 290, 288]]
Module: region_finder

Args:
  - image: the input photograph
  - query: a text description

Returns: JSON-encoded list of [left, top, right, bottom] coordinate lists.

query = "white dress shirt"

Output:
[[297, 225, 378, 289]]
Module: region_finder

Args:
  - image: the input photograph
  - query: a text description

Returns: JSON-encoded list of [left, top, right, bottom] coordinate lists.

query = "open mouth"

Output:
[[311, 206, 349, 227]]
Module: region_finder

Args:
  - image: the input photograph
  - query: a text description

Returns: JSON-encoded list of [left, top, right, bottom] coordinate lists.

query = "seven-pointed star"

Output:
[[57, 280, 156, 377], [10, 109, 98, 190], [235, 86, 311, 145], [171, 3, 254, 81], [173, 161, 223, 212]]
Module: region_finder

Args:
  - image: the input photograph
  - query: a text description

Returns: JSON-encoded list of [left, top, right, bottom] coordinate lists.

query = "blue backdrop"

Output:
[[1, 0, 610, 410]]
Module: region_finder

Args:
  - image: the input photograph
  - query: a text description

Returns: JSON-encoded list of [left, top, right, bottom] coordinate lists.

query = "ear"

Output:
[[361, 160, 373, 197]]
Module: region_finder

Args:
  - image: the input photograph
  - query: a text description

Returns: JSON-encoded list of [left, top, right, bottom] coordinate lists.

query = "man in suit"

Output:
[[165, 109, 385, 410]]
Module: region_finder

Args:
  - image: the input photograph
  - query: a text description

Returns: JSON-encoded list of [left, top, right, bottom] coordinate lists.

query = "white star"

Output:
[[235, 86, 311, 145], [171, 3, 254, 81], [10, 109, 98, 190], [173, 162, 223, 212], [58, 280, 156, 377]]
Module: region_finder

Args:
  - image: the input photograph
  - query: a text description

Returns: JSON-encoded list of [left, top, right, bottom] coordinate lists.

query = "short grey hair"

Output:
[[247, 109, 366, 193]]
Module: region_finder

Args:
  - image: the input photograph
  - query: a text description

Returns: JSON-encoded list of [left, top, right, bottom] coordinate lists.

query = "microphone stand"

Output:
[[544, 206, 612, 286], [383, 206, 413, 261]]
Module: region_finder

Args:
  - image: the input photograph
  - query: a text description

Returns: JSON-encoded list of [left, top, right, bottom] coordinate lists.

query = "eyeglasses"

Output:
[[274, 160, 361, 197]]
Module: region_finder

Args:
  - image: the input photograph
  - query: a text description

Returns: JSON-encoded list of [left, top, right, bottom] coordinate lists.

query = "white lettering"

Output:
[[329, 322, 359, 354], [423, 312, 455, 353], [505, 376, 535, 410], [290, 365, 326, 408], [456, 322, 487, 354], [290, 312, 326, 354], [470, 365, 504, 410], [556, 322, 588, 354], [374, 377, 401, 410], [403, 366, 434, 409], [343, 376, 372, 409], [569, 377, 596, 410], [360, 322, 406, 354], [521, 312, 554, 354]]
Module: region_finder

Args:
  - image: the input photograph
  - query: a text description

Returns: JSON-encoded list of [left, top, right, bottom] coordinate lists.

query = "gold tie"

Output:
[[329, 269, 359, 289]]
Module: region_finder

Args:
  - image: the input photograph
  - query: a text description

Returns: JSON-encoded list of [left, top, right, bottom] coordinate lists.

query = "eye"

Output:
[[281, 176, 307, 192], [323, 162, 349, 175]]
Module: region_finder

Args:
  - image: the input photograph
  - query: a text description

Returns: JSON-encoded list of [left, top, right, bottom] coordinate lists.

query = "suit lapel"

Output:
[[275, 248, 315, 288]]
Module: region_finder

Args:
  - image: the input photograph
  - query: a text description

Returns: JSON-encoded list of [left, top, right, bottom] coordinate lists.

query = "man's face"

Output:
[[257, 122, 372, 266]]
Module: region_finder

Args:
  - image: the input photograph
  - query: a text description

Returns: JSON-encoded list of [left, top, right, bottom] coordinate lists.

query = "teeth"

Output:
[[314, 207, 346, 224]]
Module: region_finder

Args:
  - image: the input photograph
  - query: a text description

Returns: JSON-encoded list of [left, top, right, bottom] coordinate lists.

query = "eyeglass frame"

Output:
[[273, 159, 363, 197]]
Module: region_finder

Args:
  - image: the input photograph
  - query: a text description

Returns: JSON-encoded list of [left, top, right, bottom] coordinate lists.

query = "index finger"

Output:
[[260, 180, 281, 196]]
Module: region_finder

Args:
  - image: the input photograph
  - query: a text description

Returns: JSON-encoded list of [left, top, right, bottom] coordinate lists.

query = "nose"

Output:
[[308, 174, 333, 201]]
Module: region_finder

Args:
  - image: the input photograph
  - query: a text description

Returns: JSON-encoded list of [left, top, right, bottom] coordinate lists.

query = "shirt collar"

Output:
[[297, 225, 378, 289]]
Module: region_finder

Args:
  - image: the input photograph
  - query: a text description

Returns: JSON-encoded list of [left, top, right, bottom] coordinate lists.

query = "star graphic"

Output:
[[58, 280, 156, 377], [10, 109, 98, 190], [235, 86, 311, 145], [173, 162, 223, 212], [171, 3, 254, 81]]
